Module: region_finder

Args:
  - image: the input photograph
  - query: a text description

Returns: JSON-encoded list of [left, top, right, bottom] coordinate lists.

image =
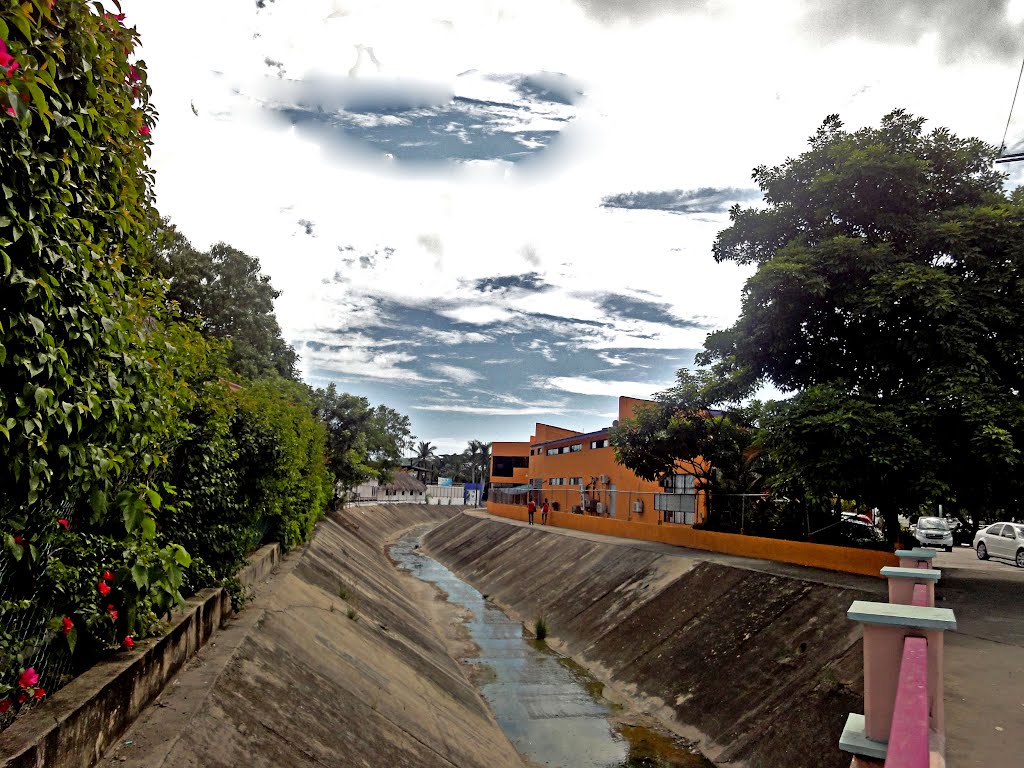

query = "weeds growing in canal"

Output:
[[534, 616, 548, 641], [347, 605, 359, 621]]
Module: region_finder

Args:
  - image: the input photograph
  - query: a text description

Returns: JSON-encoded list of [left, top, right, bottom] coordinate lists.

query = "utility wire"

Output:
[[1000, 54, 1024, 156]]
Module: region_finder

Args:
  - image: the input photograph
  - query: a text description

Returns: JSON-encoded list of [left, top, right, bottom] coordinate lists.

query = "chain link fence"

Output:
[[0, 501, 76, 731]]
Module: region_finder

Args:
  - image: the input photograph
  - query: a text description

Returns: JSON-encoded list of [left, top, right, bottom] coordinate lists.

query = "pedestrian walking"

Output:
[[527, 499, 536, 525], [541, 498, 550, 525]]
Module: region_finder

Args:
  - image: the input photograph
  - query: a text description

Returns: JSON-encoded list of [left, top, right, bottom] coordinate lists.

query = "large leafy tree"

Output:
[[610, 370, 766, 503], [699, 110, 1024, 534], [314, 384, 414, 503], [148, 220, 298, 381]]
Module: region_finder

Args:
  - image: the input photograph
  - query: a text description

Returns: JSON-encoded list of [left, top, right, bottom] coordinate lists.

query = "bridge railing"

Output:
[[839, 549, 956, 768]]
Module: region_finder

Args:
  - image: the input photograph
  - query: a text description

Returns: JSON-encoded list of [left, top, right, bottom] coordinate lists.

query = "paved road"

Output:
[[465, 509, 1024, 768]]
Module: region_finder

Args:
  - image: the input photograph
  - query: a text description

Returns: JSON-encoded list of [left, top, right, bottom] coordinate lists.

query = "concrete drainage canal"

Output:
[[390, 529, 715, 768]]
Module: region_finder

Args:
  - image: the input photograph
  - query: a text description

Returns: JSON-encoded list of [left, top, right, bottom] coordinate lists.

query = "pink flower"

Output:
[[17, 668, 38, 689], [122, 636, 134, 650], [57, 519, 69, 529], [128, 65, 141, 83], [33, 688, 45, 700], [98, 581, 111, 597], [61, 616, 73, 635], [107, 604, 118, 621], [139, 125, 151, 137], [0, 39, 19, 75]]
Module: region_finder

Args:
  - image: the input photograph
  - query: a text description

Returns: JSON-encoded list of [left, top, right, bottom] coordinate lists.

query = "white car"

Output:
[[911, 517, 953, 551], [973, 522, 1024, 568]]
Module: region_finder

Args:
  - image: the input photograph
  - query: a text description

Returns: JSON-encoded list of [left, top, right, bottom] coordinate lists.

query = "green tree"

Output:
[[700, 110, 1024, 534], [610, 370, 765, 510], [314, 384, 414, 503], [414, 440, 437, 482], [149, 220, 299, 381]]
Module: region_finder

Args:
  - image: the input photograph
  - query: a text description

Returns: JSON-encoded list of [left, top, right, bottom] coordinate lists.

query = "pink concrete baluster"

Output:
[[910, 584, 929, 608]]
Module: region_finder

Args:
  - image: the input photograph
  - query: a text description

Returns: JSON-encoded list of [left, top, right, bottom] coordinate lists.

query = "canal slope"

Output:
[[422, 512, 877, 768], [104, 504, 525, 768]]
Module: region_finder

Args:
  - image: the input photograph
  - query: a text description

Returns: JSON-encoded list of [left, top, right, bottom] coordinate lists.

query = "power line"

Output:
[[998, 53, 1024, 163]]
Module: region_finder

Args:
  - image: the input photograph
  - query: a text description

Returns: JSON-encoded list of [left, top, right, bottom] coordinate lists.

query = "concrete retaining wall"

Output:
[[0, 543, 280, 768], [424, 512, 883, 768], [488, 501, 897, 578]]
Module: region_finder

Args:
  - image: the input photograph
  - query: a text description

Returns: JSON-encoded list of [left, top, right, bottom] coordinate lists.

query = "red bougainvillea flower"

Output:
[[15, 691, 28, 704], [13, 534, 23, 544], [57, 519, 69, 529], [107, 604, 118, 621], [139, 125, 151, 137], [128, 64, 141, 83], [62, 616, 73, 635], [122, 636, 134, 650], [0, 39, 19, 75], [98, 581, 111, 597], [33, 688, 45, 700], [17, 668, 38, 689], [103, 570, 114, 581], [0, 699, 10, 714]]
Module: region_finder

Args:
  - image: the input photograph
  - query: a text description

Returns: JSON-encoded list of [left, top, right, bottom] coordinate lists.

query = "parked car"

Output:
[[838, 513, 885, 544], [911, 517, 953, 551], [973, 522, 1024, 568]]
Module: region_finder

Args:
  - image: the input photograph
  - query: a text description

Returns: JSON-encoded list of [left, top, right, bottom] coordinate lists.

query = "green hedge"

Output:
[[0, 2, 330, 718]]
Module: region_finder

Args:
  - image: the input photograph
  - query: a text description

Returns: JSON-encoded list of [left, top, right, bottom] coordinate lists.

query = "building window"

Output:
[[570, 443, 582, 452], [569, 477, 582, 486], [663, 474, 695, 492], [590, 439, 609, 449], [492, 455, 530, 478], [550, 478, 567, 485]]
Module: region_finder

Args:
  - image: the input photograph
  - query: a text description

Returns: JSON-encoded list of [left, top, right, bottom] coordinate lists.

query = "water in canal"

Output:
[[390, 530, 714, 768]]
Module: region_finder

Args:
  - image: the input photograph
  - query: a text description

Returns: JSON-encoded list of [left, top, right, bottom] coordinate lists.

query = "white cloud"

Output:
[[543, 376, 672, 400], [413, 404, 567, 416], [431, 363, 483, 385], [299, 342, 439, 383]]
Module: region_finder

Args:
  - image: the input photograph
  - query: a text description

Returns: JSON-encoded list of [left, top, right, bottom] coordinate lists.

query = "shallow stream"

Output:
[[390, 529, 714, 768]]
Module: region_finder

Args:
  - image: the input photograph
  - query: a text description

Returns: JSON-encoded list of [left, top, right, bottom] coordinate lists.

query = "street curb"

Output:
[[0, 543, 280, 768]]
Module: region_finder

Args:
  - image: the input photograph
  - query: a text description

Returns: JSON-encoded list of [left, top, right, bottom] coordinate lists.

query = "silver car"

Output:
[[973, 522, 1024, 568], [912, 517, 953, 551]]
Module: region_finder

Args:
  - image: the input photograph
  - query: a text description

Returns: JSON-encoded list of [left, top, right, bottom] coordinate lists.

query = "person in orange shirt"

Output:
[[527, 499, 536, 525]]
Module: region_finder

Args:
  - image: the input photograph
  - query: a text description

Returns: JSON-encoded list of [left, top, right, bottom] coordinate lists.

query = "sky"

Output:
[[124, 0, 1024, 454]]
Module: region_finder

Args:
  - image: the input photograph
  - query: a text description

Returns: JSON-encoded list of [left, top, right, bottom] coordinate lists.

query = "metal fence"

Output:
[[0, 502, 76, 730], [488, 488, 703, 525]]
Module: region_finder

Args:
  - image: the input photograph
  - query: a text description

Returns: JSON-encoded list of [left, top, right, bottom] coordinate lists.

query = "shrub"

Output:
[[534, 616, 548, 641]]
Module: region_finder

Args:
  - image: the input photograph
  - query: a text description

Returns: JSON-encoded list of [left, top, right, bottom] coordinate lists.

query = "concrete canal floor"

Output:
[[390, 529, 713, 768]]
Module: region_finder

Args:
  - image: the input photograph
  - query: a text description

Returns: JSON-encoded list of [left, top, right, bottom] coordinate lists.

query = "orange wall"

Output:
[[486, 502, 897, 578], [490, 441, 530, 485]]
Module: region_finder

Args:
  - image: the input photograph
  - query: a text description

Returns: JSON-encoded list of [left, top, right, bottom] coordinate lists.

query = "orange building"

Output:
[[488, 396, 707, 525]]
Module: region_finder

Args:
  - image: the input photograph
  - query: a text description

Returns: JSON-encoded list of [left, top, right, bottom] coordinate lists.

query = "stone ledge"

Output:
[[847, 600, 957, 631], [839, 713, 888, 760], [0, 543, 280, 768], [880, 566, 942, 582]]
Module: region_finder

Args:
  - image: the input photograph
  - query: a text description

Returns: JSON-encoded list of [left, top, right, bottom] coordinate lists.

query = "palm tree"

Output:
[[466, 440, 491, 505], [415, 440, 436, 483]]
